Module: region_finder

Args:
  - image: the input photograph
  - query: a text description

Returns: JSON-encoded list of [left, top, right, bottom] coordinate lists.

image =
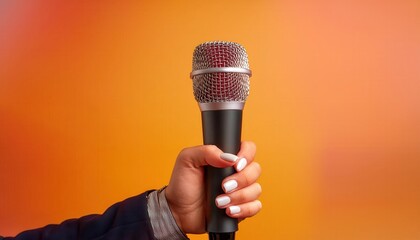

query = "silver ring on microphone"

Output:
[[190, 67, 252, 78]]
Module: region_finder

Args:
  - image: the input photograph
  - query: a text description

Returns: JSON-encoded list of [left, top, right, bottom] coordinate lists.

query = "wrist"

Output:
[[164, 188, 185, 233], [147, 187, 189, 240]]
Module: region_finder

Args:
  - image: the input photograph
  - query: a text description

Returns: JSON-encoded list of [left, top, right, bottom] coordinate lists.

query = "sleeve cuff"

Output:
[[147, 187, 189, 240]]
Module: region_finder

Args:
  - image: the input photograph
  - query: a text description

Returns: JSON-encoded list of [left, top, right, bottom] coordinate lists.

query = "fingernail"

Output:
[[236, 158, 247, 172], [229, 206, 241, 215], [215, 196, 231, 207], [220, 153, 238, 163], [223, 180, 238, 193]]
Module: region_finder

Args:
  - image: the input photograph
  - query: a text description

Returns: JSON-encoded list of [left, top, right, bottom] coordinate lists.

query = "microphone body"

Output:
[[202, 109, 242, 236], [190, 41, 251, 240]]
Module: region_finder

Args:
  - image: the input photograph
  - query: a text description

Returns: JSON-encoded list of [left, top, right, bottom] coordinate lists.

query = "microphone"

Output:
[[190, 41, 252, 240]]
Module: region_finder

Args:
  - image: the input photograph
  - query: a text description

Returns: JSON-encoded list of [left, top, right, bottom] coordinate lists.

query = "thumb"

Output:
[[178, 145, 238, 169]]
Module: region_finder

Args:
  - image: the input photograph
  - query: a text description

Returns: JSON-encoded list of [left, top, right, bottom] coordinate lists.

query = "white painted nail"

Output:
[[229, 206, 241, 215], [215, 196, 231, 207], [223, 180, 238, 193], [220, 153, 238, 162], [236, 158, 247, 172]]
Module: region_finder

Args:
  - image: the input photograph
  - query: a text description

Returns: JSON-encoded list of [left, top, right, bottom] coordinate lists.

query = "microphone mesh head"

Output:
[[191, 41, 250, 103]]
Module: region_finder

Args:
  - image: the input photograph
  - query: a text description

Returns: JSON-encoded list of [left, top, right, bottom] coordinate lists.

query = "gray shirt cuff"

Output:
[[147, 187, 189, 240]]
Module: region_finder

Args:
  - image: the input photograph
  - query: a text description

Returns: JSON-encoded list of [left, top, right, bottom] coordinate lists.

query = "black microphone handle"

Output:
[[201, 109, 242, 239]]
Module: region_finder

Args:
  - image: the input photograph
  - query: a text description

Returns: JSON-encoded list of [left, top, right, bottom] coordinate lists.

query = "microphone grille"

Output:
[[191, 41, 250, 103]]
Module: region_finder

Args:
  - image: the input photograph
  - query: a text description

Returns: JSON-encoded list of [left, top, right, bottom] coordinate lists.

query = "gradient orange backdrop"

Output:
[[1, 1, 420, 239]]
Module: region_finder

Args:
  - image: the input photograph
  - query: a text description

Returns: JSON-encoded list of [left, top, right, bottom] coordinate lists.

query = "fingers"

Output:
[[222, 162, 261, 193], [215, 141, 262, 219], [234, 141, 257, 172], [176, 141, 257, 170], [215, 183, 262, 208], [227, 200, 262, 218], [177, 145, 235, 169], [215, 182, 263, 219]]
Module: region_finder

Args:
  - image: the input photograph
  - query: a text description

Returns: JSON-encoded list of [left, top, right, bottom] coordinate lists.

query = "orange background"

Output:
[[1, 1, 420, 239]]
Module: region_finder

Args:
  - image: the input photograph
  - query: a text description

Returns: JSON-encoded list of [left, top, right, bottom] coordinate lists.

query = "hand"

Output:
[[165, 141, 262, 234]]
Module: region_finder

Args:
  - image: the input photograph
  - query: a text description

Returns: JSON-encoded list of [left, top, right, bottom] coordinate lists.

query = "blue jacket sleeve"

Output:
[[1, 191, 156, 240]]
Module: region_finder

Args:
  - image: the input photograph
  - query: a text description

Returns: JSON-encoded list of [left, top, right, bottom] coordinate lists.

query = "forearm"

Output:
[[1, 191, 157, 240]]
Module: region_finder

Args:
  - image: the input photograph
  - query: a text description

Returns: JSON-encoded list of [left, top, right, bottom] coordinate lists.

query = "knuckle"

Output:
[[177, 147, 190, 160], [249, 141, 257, 151], [252, 162, 262, 173], [257, 200, 263, 209], [243, 172, 253, 186], [249, 201, 262, 217], [207, 144, 219, 151], [255, 183, 262, 195], [202, 145, 218, 156], [238, 189, 247, 201], [243, 140, 256, 149]]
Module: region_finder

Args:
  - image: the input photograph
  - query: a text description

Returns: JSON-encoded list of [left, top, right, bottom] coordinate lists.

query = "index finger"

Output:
[[234, 141, 257, 172]]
